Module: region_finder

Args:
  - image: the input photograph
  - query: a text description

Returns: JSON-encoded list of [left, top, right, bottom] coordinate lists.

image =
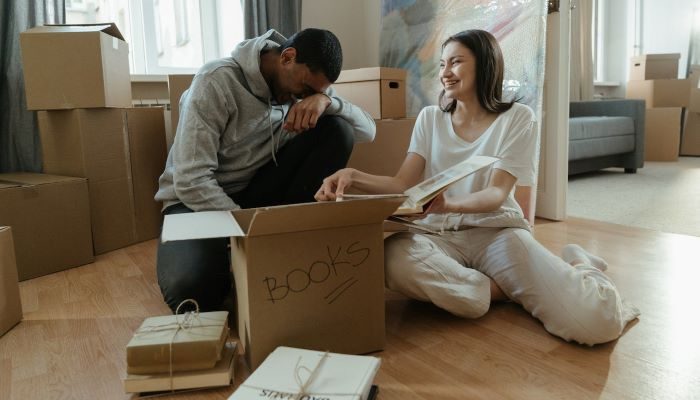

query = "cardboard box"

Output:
[[681, 111, 700, 156], [0, 174, 94, 280], [0, 227, 22, 336], [629, 53, 680, 81], [20, 23, 132, 110], [332, 68, 407, 119], [645, 107, 682, 161], [161, 197, 405, 369], [626, 79, 690, 108], [347, 118, 415, 176], [38, 107, 167, 254], [168, 74, 195, 150]]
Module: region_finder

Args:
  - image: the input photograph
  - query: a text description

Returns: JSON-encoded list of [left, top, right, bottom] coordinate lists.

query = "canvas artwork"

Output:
[[380, 0, 548, 118]]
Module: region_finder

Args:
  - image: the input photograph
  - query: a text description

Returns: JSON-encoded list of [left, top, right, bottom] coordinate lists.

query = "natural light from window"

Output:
[[66, 0, 244, 75]]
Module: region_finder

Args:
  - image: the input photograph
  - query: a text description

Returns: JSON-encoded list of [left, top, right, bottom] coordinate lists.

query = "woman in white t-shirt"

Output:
[[315, 30, 639, 345]]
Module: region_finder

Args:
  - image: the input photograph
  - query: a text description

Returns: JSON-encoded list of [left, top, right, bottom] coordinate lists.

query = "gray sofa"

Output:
[[569, 99, 645, 175]]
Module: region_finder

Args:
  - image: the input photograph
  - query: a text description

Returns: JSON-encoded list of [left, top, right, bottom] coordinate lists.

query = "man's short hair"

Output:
[[281, 28, 343, 82]]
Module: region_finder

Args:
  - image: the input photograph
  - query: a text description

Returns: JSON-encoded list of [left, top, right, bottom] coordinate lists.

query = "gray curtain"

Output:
[[242, 0, 302, 39], [0, 1, 64, 173]]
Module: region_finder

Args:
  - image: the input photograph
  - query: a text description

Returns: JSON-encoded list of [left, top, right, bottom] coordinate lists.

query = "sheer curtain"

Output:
[[0, 1, 65, 172], [570, 0, 595, 101], [242, 0, 302, 39]]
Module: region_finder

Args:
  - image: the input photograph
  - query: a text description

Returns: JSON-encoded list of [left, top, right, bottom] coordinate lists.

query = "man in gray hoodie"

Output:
[[154, 28, 375, 312]]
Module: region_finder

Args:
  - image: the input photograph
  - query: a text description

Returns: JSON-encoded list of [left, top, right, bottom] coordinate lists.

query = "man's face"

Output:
[[275, 48, 331, 104]]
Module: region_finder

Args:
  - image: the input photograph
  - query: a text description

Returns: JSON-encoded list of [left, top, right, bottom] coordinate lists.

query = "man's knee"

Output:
[[156, 237, 231, 312], [315, 116, 354, 154]]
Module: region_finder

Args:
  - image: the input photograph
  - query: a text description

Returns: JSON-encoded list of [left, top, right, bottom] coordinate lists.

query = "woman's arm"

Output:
[[427, 168, 517, 214], [315, 153, 426, 200]]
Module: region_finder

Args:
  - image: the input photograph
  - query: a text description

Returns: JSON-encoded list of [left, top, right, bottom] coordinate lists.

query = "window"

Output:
[[66, 0, 245, 75]]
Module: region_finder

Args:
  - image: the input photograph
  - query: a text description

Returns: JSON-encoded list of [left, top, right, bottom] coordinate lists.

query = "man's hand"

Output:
[[315, 168, 355, 201], [283, 93, 332, 133]]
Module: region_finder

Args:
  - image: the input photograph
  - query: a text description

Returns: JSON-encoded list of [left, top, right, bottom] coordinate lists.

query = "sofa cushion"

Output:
[[569, 116, 635, 140], [569, 135, 635, 161], [569, 116, 636, 161]]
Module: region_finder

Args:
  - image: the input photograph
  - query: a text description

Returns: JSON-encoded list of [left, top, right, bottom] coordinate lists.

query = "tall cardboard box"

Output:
[[629, 53, 680, 81], [626, 79, 690, 108], [0, 227, 22, 336], [38, 108, 167, 254], [168, 74, 195, 150], [681, 111, 700, 156], [645, 107, 682, 161], [332, 68, 407, 119], [161, 197, 405, 369], [20, 23, 132, 110], [348, 118, 416, 176], [0, 174, 94, 280]]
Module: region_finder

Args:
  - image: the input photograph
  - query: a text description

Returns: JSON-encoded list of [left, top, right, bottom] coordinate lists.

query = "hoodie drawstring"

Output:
[[268, 98, 278, 166]]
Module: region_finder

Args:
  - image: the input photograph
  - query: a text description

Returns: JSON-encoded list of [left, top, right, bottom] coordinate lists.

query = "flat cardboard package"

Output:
[[0, 227, 22, 336], [124, 342, 237, 394], [332, 68, 407, 119], [347, 118, 415, 176], [168, 74, 195, 150], [161, 197, 405, 369], [644, 107, 682, 161], [629, 53, 680, 81], [38, 107, 167, 254], [681, 111, 700, 156], [626, 79, 690, 108], [126, 311, 229, 374], [229, 346, 380, 400], [20, 23, 131, 110], [0, 174, 94, 280]]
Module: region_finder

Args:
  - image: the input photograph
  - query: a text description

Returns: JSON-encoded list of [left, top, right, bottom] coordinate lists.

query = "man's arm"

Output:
[[171, 75, 239, 211], [322, 86, 376, 143]]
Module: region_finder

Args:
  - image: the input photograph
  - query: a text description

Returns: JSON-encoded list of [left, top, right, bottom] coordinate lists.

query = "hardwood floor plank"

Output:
[[2, 218, 699, 399]]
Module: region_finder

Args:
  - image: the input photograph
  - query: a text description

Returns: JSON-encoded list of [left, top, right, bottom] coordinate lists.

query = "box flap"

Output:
[[336, 67, 407, 83], [244, 196, 406, 237], [161, 211, 244, 242], [25, 23, 125, 40], [0, 173, 84, 188]]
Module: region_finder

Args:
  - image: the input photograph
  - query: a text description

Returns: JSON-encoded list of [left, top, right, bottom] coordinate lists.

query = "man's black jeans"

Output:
[[156, 116, 354, 312]]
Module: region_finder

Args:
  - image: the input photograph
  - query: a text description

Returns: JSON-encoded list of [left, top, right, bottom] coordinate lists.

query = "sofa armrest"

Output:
[[570, 99, 645, 169]]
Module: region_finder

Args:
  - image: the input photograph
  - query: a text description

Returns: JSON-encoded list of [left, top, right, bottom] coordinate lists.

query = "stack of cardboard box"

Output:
[[625, 53, 689, 161], [334, 67, 416, 175], [681, 65, 700, 156], [19, 23, 167, 260]]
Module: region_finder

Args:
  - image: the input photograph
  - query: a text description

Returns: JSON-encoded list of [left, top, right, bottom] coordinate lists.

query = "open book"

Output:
[[339, 155, 499, 215]]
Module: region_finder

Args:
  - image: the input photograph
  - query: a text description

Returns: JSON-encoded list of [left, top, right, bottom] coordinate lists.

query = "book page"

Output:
[[400, 155, 499, 213]]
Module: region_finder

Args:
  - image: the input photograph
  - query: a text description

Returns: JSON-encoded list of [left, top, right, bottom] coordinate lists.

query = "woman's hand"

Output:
[[424, 192, 454, 214], [315, 168, 355, 201]]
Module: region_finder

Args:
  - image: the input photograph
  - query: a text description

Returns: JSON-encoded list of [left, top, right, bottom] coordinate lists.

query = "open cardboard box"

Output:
[[20, 23, 131, 110], [162, 197, 405, 369]]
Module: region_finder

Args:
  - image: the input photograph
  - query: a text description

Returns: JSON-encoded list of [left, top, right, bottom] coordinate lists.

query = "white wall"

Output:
[[597, 0, 699, 99], [301, 0, 381, 69], [641, 0, 697, 77]]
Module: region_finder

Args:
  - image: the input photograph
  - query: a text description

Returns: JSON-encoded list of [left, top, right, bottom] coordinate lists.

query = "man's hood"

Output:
[[230, 29, 287, 100]]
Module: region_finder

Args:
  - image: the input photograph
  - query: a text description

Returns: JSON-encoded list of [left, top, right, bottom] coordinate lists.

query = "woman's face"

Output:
[[439, 41, 477, 100]]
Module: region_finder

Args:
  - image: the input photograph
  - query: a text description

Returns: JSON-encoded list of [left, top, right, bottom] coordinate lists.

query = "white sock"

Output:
[[562, 244, 609, 271]]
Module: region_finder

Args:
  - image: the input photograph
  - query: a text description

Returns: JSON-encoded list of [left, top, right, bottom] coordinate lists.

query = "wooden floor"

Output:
[[1, 217, 699, 400]]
